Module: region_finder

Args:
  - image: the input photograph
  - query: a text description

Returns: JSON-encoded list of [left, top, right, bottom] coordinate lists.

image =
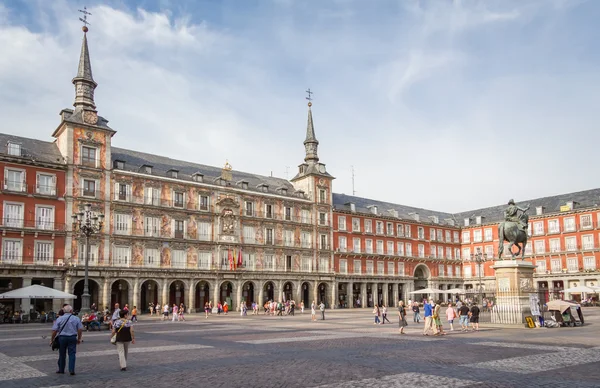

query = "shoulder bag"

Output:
[[111, 320, 125, 345], [51, 315, 73, 351]]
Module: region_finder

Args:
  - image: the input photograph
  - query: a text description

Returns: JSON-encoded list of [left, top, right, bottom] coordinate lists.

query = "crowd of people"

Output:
[[409, 298, 481, 336]]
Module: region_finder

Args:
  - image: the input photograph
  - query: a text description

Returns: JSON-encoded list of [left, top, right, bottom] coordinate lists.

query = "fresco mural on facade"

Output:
[[161, 246, 171, 267], [187, 216, 198, 239], [132, 179, 144, 204], [160, 215, 172, 238], [186, 187, 197, 210], [132, 243, 144, 266], [186, 246, 198, 267], [132, 209, 143, 235]]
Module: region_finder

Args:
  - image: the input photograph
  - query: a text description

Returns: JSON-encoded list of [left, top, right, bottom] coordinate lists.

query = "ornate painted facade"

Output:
[[1, 26, 599, 315]]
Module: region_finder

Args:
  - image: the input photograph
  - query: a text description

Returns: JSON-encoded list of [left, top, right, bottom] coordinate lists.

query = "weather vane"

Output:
[[79, 6, 92, 31], [305, 88, 314, 102]]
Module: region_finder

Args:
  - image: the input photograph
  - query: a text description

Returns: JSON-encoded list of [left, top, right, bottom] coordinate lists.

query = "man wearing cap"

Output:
[[50, 304, 83, 375]]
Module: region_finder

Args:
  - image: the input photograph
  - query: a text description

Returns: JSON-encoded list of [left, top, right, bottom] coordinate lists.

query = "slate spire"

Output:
[[303, 101, 319, 164], [72, 26, 98, 110]]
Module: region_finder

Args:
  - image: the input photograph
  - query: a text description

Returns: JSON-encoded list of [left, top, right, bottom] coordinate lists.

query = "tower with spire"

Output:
[[52, 14, 115, 266]]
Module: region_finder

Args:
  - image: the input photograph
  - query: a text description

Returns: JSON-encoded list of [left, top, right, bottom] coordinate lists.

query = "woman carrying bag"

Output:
[[111, 310, 135, 371]]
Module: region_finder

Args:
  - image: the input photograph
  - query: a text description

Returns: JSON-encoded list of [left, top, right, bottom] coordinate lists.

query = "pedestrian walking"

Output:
[[373, 305, 381, 324], [148, 302, 154, 316], [446, 303, 457, 331], [223, 302, 229, 315], [469, 303, 481, 331], [111, 303, 121, 328], [412, 302, 421, 323], [162, 303, 169, 321], [204, 302, 210, 318], [422, 298, 435, 336], [300, 301, 305, 314], [397, 301, 408, 334], [179, 303, 186, 321], [458, 302, 470, 331], [433, 301, 446, 336], [131, 306, 138, 322], [311, 301, 316, 321], [112, 310, 135, 371], [172, 304, 179, 321], [319, 301, 325, 320], [382, 305, 391, 324], [50, 304, 83, 375]]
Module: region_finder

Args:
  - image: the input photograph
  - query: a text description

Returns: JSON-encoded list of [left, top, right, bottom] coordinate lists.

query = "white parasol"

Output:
[[0, 284, 76, 299]]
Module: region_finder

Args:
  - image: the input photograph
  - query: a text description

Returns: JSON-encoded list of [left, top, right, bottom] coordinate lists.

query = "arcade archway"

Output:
[[73, 279, 100, 312]]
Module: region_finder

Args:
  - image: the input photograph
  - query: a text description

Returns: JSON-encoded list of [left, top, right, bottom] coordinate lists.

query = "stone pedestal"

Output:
[[491, 260, 536, 325]]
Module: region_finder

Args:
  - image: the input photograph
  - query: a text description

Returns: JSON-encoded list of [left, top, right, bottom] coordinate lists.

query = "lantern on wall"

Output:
[[147, 283, 152, 291], [118, 283, 123, 291], [303, 284, 307, 290]]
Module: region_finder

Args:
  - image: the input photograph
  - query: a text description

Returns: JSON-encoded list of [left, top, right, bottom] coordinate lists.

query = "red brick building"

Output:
[[0, 134, 67, 313]]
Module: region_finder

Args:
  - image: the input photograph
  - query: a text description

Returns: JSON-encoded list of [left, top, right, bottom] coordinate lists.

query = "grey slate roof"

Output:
[[333, 193, 456, 224], [0, 133, 65, 165], [453, 188, 600, 224], [59, 108, 113, 131], [112, 147, 298, 196]]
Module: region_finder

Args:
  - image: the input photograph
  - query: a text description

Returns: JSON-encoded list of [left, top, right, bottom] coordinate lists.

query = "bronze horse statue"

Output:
[[498, 215, 529, 260]]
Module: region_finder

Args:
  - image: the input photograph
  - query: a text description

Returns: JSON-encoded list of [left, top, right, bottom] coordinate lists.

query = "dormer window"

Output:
[[389, 209, 399, 218], [409, 212, 419, 222], [368, 205, 378, 215], [7, 142, 21, 156], [140, 165, 153, 174], [167, 169, 178, 179], [242, 182, 248, 189], [475, 216, 482, 225], [257, 183, 268, 193], [464, 218, 470, 226], [296, 190, 305, 198], [192, 173, 204, 183], [536, 206, 544, 216], [113, 160, 125, 170], [429, 215, 439, 224], [277, 187, 288, 195]]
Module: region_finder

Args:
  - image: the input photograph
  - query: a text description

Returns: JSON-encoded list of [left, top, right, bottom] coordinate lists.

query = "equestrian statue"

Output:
[[498, 199, 530, 260]]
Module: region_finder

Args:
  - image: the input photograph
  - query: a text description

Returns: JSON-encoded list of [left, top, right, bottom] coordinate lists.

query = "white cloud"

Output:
[[0, 0, 598, 212]]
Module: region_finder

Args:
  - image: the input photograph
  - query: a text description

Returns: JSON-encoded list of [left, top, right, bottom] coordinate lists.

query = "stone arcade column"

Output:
[[53, 277, 64, 313], [491, 260, 536, 325], [347, 281, 354, 308], [20, 277, 32, 312], [392, 283, 399, 307], [383, 283, 389, 307], [236, 280, 243, 311], [162, 280, 168, 306], [188, 278, 195, 313], [101, 278, 109, 310], [360, 283, 367, 308], [133, 278, 140, 311], [213, 280, 220, 307], [258, 284, 264, 306], [64, 276, 72, 306], [372, 283, 379, 307], [330, 281, 336, 309]]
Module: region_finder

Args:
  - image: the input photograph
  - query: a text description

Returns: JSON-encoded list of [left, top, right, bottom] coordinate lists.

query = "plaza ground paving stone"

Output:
[[0, 308, 599, 387]]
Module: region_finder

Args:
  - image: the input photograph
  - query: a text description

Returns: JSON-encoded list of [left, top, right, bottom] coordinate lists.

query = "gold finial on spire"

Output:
[[222, 160, 232, 181], [223, 160, 232, 171]]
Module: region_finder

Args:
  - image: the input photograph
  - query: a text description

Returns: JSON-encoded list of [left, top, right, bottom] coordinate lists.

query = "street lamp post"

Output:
[[72, 203, 104, 314], [470, 247, 488, 305]]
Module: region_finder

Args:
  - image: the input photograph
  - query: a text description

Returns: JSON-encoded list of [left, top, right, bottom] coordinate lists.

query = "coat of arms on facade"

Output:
[[221, 209, 235, 234]]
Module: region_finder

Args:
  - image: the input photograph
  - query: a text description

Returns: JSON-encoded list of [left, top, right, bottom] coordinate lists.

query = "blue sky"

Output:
[[1, 0, 599, 212]]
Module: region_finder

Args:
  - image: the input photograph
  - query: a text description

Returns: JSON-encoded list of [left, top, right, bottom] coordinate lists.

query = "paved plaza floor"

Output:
[[1, 308, 599, 388]]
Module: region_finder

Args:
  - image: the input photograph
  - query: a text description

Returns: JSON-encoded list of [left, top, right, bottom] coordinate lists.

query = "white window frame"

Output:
[[198, 221, 212, 241], [144, 216, 160, 237], [114, 182, 132, 202], [582, 234, 594, 250], [265, 228, 274, 245], [144, 186, 160, 206], [172, 190, 185, 208], [376, 240, 384, 254], [387, 261, 395, 275], [199, 194, 210, 211], [34, 240, 53, 265], [35, 205, 55, 230], [453, 231, 459, 243], [397, 242, 404, 256], [112, 245, 130, 267], [365, 219, 373, 233], [462, 231, 470, 243], [418, 244, 425, 258], [387, 241, 394, 255], [366, 260, 374, 275], [580, 214, 593, 230], [339, 259, 348, 274], [243, 225, 256, 244], [301, 232, 312, 248], [417, 227, 424, 240], [3, 201, 24, 228], [533, 221, 544, 236], [534, 240, 545, 254], [4, 167, 26, 192], [82, 178, 98, 198], [338, 236, 347, 252], [473, 229, 482, 242], [36, 172, 56, 196], [387, 222, 394, 236], [198, 251, 211, 269], [2, 238, 23, 264], [144, 248, 160, 268], [319, 258, 329, 273], [376, 221, 384, 235], [352, 218, 361, 232], [438, 264, 445, 277], [567, 257, 578, 273], [377, 261, 384, 275], [338, 216, 347, 231], [245, 201, 255, 216], [564, 217, 575, 232], [550, 258, 562, 273], [78, 243, 98, 265], [80, 145, 98, 168], [365, 239, 373, 254], [583, 257, 596, 270], [353, 237, 361, 253], [265, 203, 274, 219], [405, 224, 411, 238], [406, 243, 412, 257], [445, 230, 451, 243], [447, 265, 453, 278], [536, 259, 547, 273], [565, 236, 577, 251], [172, 249, 187, 269], [115, 213, 132, 236], [397, 224, 404, 237], [549, 238, 561, 253], [353, 259, 362, 274], [300, 256, 310, 272], [398, 262, 405, 276], [548, 219, 560, 234], [430, 228, 436, 241]]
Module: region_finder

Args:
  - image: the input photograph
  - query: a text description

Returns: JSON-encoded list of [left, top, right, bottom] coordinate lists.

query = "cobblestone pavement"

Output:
[[0, 308, 599, 388]]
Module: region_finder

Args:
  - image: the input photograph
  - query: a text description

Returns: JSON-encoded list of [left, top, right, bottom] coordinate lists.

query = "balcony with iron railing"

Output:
[[0, 218, 67, 232]]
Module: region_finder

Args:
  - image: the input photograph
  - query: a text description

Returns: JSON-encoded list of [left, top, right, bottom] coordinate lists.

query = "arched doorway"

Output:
[[282, 282, 294, 302], [352, 283, 361, 307], [111, 280, 130, 308], [317, 283, 328, 307], [195, 281, 210, 310], [220, 281, 233, 309], [413, 264, 430, 298], [367, 283, 373, 307], [73, 279, 100, 312], [263, 281, 274, 303], [241, 281, 255, 305], [301, 282, 310, 305], [169, 280, 186, 307], [140, 280, 159, 313]]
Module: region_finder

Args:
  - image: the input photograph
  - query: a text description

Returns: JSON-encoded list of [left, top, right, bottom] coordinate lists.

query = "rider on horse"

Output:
[[504, 199, 529, 234]]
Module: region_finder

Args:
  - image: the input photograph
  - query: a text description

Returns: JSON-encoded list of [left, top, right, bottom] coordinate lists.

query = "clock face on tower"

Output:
[[83, 111, 98, 125], [318, 165, 326, 173]]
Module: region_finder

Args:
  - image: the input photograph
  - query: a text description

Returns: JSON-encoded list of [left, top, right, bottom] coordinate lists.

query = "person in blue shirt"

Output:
[[422, 298, 435, 336], [50, 304, 83, 375]]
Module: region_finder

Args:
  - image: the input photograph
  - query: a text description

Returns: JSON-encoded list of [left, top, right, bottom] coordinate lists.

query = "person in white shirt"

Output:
[[162, 303, 169, 321]]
